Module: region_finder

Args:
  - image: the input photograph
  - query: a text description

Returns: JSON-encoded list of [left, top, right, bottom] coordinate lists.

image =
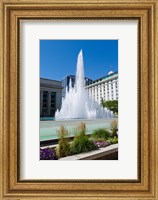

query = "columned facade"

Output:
[[86, 72, 118, 104]]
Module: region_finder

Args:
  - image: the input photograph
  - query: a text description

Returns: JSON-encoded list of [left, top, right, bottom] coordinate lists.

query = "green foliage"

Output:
[[70, 123, 97, 155], [70, 135, 97, 155], [74, 122, 86, 135], [56, 125, 70, 158], [107, 136, 118, 144], [55, 122, 118, 158], [92, 128, 110, 140], [101, 100, 118, 114], [110, 119, 118, 137]]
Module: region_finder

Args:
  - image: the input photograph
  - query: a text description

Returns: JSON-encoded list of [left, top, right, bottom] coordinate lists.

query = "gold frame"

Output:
[[0, 0, 158, 199]]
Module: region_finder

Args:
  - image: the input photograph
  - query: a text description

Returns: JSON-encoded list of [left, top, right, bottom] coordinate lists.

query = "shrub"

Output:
[[107, 136, 118, 144], [56, 125, 70, 158], [40, 148, 58, 160], [92, 128, 110, 140], [70, 135, 97, 155], [70, 123, 97, 155], [110, 119, 118, 137]]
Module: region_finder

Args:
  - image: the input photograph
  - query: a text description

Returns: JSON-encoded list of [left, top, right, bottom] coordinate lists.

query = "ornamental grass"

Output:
[[70, 123, 97, 155], [56, 125, 70, 158], [92, 128, 110, 140], [110, 119, 118, 137]]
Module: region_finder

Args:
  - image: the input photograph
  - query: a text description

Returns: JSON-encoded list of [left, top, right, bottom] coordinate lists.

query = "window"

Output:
[[51, 92, 56, 108]]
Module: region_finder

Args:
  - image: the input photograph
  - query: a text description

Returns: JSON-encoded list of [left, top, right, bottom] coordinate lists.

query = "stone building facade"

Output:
[[40, 78, 62, 117]]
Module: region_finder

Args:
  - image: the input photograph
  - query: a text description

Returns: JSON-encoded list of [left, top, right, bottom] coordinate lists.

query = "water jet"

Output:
[[55, 50, 114, 120]]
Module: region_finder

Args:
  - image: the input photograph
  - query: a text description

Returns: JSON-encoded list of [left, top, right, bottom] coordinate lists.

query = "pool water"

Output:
[[40, 118, 116, 141], [40, 117, 54, 121]]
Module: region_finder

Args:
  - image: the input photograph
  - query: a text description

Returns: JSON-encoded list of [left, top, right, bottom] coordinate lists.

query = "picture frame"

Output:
[[0, 0, 158, 199]]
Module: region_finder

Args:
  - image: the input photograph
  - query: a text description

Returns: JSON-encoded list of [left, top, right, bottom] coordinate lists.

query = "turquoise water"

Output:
[[40, 118, 115, 141], [40, 117, 54, 121]]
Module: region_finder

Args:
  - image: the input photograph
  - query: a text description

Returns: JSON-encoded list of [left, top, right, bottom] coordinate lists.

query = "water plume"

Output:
[[55, 50, 114, 120]]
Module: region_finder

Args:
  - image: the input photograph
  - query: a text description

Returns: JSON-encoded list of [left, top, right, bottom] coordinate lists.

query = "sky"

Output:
[[40, 40, 118, 81]]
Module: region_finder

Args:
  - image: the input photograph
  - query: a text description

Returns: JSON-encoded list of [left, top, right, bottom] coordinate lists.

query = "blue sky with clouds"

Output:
[[40, 40, 118, 81]]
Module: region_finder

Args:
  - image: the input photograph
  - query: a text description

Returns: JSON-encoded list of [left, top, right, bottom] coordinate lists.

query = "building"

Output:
[[40, 78, 62, 117], [62, 75, 93, 97], [62, 75, 75, 97], [85, 71, 118, 104]]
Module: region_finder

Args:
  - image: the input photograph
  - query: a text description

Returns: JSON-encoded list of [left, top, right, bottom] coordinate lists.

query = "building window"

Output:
[[42, 91, 48, 113], [51, 92, 56, 108]]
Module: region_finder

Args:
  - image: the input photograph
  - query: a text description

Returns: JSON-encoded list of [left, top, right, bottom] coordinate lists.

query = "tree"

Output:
[[101, 100, 118, 115]]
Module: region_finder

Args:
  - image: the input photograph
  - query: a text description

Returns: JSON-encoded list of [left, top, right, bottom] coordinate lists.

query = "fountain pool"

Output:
[[40, 118, 116, 141], [40, 50, 116, 142]]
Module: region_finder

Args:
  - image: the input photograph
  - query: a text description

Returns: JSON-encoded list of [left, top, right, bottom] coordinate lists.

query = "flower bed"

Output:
[[40, 121, 118, 160], [40, 148, 58, 160], [93, 140, 109, 148]]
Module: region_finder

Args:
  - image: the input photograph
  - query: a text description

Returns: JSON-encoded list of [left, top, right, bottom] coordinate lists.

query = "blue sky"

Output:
[[40, 40, 118, 81]]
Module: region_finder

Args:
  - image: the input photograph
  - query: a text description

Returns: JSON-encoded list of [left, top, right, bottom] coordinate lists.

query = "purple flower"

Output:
[[93, 140, 109, 148], [40, 148, 58, 160]]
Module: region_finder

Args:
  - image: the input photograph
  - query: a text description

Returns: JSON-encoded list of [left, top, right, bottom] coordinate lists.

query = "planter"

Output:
[[59, 143, 118, 160]]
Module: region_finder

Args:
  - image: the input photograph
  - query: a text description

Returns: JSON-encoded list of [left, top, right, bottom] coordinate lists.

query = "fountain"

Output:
[[55, 50, 114, 120]]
